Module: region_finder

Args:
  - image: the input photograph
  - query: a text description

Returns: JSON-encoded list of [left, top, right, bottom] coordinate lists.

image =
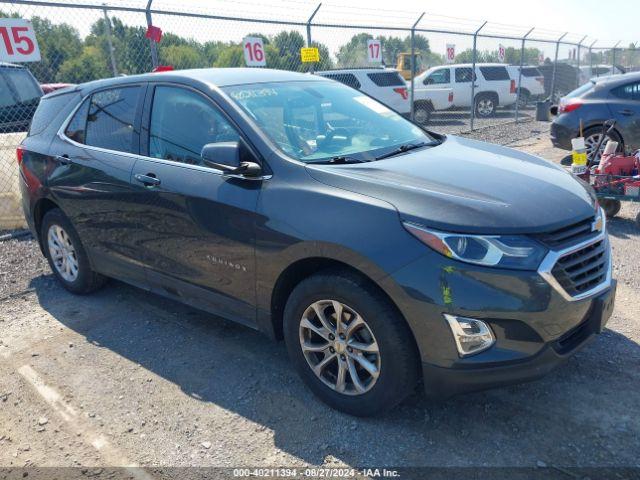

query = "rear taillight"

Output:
[[448, 91, 454, 102], [558, 99, 583, 114], [16, 145, 24, 166], [536, 76, 544, 85], [393, 87, 408, 100], [510, 79, 516, 94]]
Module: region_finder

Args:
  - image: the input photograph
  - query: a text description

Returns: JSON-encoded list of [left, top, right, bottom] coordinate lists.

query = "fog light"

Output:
[[444, 314, 495, 357]]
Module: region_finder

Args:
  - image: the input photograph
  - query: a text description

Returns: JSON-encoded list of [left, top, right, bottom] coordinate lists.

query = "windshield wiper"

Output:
[[307, 156, 368, 165], [374, 141, 438, 160]]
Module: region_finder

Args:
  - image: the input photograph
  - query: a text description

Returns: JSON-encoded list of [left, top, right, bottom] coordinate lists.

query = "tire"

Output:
[[599, 199, 621, 219], [413, 103, 432, 124], [583, 127, 623, 164], [517, 90, 530, 108], [41, 208, 107, 294], [283, 270, 419, 416], [474, 93, 497, 117]]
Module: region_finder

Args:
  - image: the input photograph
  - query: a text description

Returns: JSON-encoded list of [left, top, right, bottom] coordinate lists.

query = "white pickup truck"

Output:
[[408, 82, 454, 124]]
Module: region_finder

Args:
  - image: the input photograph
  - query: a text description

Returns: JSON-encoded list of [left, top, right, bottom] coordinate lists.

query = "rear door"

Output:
[[453, 67, 474, 106], [479, 66, 514, 105], [129, 83, 262, 324], [48, 83, 149, 285], [608, 81, 640, 148]]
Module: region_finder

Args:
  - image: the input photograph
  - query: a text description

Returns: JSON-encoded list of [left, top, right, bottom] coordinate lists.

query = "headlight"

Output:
[[403, 222, 547, 270]]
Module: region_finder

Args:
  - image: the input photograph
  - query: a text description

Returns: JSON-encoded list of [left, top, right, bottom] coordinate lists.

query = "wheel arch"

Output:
[[475, 90, 499, 106], [32, 197, 61, 250]]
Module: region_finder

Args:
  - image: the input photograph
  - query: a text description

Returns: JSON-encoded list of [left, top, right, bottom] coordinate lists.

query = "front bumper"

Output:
[[381, 234, 615, 399]]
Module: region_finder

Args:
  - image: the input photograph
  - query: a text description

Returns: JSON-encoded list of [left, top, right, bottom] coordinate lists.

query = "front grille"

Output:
[[551, 239, 608, 296], [536, 216, 596, 249]]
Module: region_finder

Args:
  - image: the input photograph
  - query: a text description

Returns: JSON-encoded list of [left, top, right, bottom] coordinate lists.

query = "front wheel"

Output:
[[283, 271, 419, 416], [41, 208, 107, 294], [599, 199, 621, 219], [413, 103, 432, 124]]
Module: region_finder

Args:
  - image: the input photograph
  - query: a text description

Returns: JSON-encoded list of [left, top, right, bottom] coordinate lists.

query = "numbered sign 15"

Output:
[[243, 37, 266, 67], [0, 19, 41, 63], [445, 44, 455, 64], [367, 39, 382, 63]]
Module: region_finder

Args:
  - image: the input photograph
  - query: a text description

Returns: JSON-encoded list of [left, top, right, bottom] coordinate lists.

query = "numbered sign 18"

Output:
[[497, 44, 505, 63], [445, 44, 455, 64], [0, 19, 41, 63], [367, 39, 382, 63], [243, 37, 266, 67]]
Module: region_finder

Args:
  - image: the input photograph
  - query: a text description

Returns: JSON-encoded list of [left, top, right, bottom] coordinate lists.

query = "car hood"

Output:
[[305, 135, 596, 234]]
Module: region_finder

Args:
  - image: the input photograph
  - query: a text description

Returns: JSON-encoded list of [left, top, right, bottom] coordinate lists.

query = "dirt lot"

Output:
[[1, 123, 639, 479]]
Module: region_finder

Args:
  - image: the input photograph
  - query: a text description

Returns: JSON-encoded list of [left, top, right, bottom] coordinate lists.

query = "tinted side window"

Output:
[[367, 72, 404, 87], [455, 68, 475, 83], [521, 67, 542, 77], [323, 74, 361, 90], [612, 82, 640, 101], [85, 86, 142, 153], [30, 91, 79, 136], [64, 98, 90, 144], [4, 69, 42, 103], [425, 68, 450, 85], [480, 66, 510, 81], [149, 86, 240, 166]]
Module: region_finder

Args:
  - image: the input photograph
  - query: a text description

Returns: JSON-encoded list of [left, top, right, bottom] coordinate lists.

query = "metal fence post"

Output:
[[409, 12, 425, 122], [514, 27, 534, 123], [306, 3, 322, 74], [549, 32, 567, 103], [575, 35, 587, 88], [469, 20, 487, 131], [588, 40, 597, 78], [145, 0, 158, 68], [611, 40, 620, 71], [102, 5, 118, 76]]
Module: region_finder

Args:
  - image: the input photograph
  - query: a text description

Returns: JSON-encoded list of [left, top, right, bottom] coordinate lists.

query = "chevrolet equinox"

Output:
[[19, 69, 616, 416]]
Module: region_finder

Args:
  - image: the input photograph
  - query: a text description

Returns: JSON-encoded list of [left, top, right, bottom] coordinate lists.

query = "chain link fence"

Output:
[[1, 0, 637, 228]]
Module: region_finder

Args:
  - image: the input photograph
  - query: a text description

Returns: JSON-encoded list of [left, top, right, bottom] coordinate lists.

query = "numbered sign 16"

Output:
[[0, 19, 41, 63], [367, 39, 382, 63], [243, 37, 266, 67], [497, 44, 505, 63], [445, 44, 455, 64]]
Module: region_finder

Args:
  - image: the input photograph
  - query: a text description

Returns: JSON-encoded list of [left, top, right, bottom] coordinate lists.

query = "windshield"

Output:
[[223, 81, 435, 162]]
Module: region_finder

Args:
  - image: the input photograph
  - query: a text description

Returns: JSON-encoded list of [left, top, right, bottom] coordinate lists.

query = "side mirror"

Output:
[[200, 142, 263, 178]]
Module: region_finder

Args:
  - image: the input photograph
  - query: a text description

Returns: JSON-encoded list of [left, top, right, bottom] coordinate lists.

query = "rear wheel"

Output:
[[583, 127, 623, 164], [41, 209, 107, 294], [517, 90, 530, 108], [283, 271, 419, 416], [474, 93, 497, 117]]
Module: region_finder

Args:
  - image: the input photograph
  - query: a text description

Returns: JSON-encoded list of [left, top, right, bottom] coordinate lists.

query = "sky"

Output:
[[8, 0, 639, 58]]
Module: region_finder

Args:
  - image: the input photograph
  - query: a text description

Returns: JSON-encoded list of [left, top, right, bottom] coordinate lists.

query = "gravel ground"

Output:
[[0, 129, 639, 479]]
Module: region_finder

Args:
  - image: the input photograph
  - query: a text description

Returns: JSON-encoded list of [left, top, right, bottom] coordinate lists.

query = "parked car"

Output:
[[414, 63, 517, 117], [551, 71, 640, 161], [537, 63, 579, 100], [0, 62, 43, 133], [40, 83, 75, 94], [579, 65, 625, 85], [506, 65, 545, 106], [20, 68, 615, 416], [315, 68, 410, 116]]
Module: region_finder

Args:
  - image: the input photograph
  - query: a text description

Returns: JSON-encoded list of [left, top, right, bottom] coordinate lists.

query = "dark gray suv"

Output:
[[19, 68, 616, 416]]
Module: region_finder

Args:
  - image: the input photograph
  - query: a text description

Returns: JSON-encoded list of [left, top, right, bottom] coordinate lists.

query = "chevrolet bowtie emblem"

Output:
[[592, 215, 603, 233]]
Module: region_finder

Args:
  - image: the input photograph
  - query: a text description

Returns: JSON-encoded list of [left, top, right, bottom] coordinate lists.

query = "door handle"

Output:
[[134, 173, 161, 187], [54, 154, 71, 165], [619, 109, 634, 116]]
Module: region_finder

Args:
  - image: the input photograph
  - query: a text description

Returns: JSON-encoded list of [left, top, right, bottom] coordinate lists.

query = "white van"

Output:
[[414, 63, 518, 117]]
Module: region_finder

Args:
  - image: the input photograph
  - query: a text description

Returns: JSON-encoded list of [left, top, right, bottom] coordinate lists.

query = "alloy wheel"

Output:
[[584, 133, 610, 163], [47, 224, 79, 282], [299, 300, 381, 396], [476, 99, 494, 117]]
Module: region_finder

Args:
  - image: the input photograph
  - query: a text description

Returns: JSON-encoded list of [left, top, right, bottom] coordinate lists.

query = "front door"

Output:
[[129, 84, 262, 324]]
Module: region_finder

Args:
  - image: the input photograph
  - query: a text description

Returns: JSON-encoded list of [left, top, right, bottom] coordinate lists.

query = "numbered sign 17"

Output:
[[0, 19, 41, 63], [367, 39, 382, 63], [243, 37, 266, 67], [445, 44, 455, 64], [497, 44, 505, 63]]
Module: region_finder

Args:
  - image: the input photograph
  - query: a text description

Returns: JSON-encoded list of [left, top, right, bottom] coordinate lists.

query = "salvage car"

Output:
[[551, 71, 640, 161], [0, 62, 43, 133], [19, 68, 615, 416]]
